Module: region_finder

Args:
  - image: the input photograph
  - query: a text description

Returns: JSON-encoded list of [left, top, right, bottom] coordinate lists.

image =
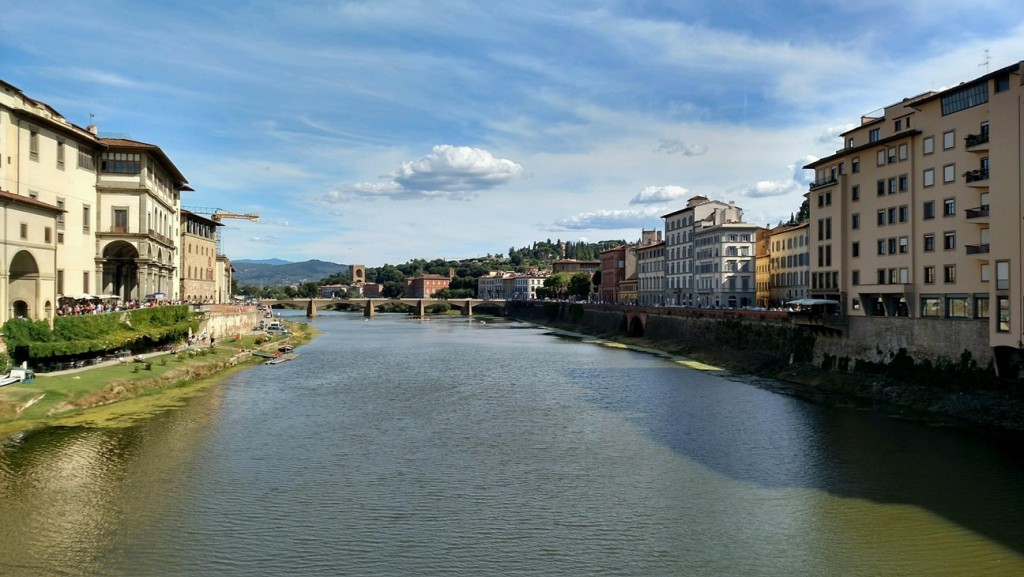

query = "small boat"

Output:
[[265, 353, 299, 365], [278, 344, 294, 353]]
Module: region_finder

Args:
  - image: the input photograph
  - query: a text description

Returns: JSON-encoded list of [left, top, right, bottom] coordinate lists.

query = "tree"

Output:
[[795, 198, 810, 222], [569, 272, 593, 299], [543, 273, 571, 299]]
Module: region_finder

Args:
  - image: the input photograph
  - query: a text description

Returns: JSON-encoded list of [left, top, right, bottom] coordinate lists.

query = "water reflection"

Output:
[[576, 365, 1024, 556]]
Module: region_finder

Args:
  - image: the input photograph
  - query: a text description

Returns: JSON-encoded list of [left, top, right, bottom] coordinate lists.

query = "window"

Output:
[[877, 269, 886, 284], [947, 297, 969, 318], [825, 191, 832, 206], [923, 168, 934, 187], [976, 296, 989, 319], [888, 207, 897, 224], [852, 270, 860, 285], [898, 205, 908, 223], [997, 296, 1010, 332], [852, 241, 860, 257], [852, 157, 860, 173], [895, 119, 902, 131], [877, 150, 886, 166], [922, 297, 941, 317], [996, 261, 1010, 290], [19, 222, 27, 239], [898, 174, 908, 191], [29, 131, 39, 161], [943, 232, 956, 250], [56, 198, 65, 226], [852, 185, 860, 200], [78, 149, 95, 171], [57, 140, 65, 169], [100, 152, 142, 175], [898, 143, 908, 161], [889, 268, 898, 284], [923, 136, 934, 155], [943, 198, 956, 216], [877, 239, 886, 255], [888, 238, 897, 255], [944, 265, 956, 283], [83, 271, 90, 293], [888, 178, 897, 194], [45, 227, 52, 243], [924, 234, 935, 252], [877, 210, 886, 226], [943, 164, 956, 183], [899, 236, 908, 254], [57, 270, 64, 296], [888, 147, 897, 164], [877, 180, 885, 196], [57, 232, 64, 244], [852, 214, 860, 229], [924, 266, 935, 283], [114, 208, 129, 233], [943, 130, 956, 150], [869, 128, 880, 142], [942, 83, 988, 116], [923, 201, 935, 220], [83, 205, 91, 233]]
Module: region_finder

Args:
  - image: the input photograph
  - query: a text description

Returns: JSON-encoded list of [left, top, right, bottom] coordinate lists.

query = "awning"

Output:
[[786, 298, 840, 306]]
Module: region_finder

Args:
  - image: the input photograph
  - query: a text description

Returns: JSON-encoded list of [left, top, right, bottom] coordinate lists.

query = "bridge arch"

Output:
[[625, 312, 647, 337]]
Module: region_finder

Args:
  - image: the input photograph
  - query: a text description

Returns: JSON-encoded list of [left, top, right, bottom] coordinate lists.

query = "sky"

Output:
[[4, 1, 1024, 267]]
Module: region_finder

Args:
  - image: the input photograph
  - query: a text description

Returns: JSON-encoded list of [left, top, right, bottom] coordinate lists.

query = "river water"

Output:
[[2, 311, 1024, 576]]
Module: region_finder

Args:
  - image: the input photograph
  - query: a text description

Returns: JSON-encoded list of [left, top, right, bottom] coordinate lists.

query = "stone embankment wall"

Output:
[[197, 306, 265, 340], [813, 316, 991, 367], [510, 303, 994, 370]]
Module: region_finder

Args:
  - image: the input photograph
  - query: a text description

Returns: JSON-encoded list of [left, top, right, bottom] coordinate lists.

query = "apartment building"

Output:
[[692, 221, 759, 308], [635, 240, 665, 306], [406, 274, 450, 298], [598, 245, 626, 303], [768, 222, 811, 307], [804, 60, 1023, 372], [662, 196, 743, 306], [180, 210, 221, 302], [755, 228, 771, 307]]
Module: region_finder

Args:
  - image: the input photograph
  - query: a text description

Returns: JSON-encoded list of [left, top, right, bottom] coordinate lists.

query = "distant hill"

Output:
[[233, 258, 292, 266], [233, 259, 348, 287]]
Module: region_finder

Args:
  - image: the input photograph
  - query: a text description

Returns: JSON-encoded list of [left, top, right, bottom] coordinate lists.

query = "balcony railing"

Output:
[[965, 205, 990, 219], [964, 168, 990, 183], [965, 243, 991, 255], [965, 132, 990, 148], [809, 175, 838, 190]]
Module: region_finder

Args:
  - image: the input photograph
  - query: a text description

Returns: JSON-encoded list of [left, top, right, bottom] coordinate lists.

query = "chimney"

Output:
[[86, 124, 98, 135]]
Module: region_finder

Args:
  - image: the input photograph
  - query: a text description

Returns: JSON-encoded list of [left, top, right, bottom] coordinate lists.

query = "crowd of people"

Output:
[[55, 298, 169, 317]]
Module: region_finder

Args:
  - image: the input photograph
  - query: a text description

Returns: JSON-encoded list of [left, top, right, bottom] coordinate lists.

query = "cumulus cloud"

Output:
[[654, 138, 708, 156], [816, 124, 855, 145], [325, 145, 523, 202], [736, 156, 817, 198], [551, 207, 666, 231], [629, 185, 691, 205]]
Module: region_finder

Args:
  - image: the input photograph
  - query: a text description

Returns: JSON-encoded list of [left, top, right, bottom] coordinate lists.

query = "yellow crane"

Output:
[[183, 207, 260, 253]]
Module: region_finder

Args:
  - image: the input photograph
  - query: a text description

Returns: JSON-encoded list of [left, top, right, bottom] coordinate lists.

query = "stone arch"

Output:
[[625, 312, 647, 337], [102, 240, 141, 300], [9, 250, 40, 319]]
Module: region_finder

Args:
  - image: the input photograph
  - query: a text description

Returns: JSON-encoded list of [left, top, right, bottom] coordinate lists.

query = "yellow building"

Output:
[[180, 210, 222, 303]]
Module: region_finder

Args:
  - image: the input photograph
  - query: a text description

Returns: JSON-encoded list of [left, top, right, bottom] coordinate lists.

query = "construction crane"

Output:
[[182, 206, 260, 254]]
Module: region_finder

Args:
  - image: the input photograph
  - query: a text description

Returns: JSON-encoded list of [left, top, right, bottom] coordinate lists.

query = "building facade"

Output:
[[406, 274, 451, 298], [635, 240, 665, 306], [804, 60, 1023, 372], [693, 222, 759, 308], [180, 210, 221, 303], [662, 197, 743, 306], [768, 222, 810, 307]]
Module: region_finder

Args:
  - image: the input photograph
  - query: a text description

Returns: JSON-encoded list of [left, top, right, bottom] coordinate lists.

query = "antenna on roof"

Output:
[[979, 49, 990, 73]]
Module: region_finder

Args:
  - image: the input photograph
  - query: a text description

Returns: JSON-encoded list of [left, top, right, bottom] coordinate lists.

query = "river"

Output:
[[1, 311, 1024, 576]]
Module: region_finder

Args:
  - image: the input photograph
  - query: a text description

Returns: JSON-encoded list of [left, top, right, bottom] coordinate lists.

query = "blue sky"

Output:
[[4, 1, 1024, 266]]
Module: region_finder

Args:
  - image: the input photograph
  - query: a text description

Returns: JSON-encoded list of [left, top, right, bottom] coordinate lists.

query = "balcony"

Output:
[[964, 168, 990, 185], [965, 243, 991, 255], [965, 205, 990, 221], [809, 175, 838, 190], [964, 132, 990, 150]]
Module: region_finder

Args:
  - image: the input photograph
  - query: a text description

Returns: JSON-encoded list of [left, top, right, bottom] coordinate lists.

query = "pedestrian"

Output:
[[210, 335, 216, 349]]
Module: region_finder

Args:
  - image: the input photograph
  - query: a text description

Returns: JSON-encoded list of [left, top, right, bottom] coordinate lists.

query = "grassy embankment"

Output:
[[0, 320, 317, 437]]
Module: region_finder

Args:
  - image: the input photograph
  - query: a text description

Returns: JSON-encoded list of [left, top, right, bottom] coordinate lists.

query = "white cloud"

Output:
[[654, 138, 708, 156], [551, 207, 666, 231], [630, 185, 692, 205], [325, 145, 523, 202]]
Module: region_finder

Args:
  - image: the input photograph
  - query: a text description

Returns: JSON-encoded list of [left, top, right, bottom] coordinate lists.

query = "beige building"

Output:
[[693, 221, 759, 308], [0, 189, 62, 322], [1, 79, 102, 312], [804, 60, 1024, 373], [635, 239, 665, 306], [180, 210, 222, 302], [755, 228, 771, 307]]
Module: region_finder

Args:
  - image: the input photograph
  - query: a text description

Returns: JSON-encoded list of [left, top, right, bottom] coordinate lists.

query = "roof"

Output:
[[100, 137, 188, 186], [804, 130, 922, 170], [180, 209, 224, 227], [0, 189, 65, 214]]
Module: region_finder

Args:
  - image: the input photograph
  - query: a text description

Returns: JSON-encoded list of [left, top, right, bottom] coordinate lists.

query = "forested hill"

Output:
[[233, 260, 348, 287]]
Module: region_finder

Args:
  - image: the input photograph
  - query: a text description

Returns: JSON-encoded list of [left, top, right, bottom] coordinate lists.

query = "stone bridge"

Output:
[[263, 298, 508, 318]]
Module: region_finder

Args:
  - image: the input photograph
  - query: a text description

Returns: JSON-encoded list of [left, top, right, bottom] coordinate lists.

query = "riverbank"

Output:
[[0, 319, 317, 438], [526, 319, 1024, 436]]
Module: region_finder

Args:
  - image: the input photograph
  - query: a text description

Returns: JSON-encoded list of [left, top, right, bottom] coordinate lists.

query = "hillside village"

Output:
[[3, 60, 1024, 376]]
